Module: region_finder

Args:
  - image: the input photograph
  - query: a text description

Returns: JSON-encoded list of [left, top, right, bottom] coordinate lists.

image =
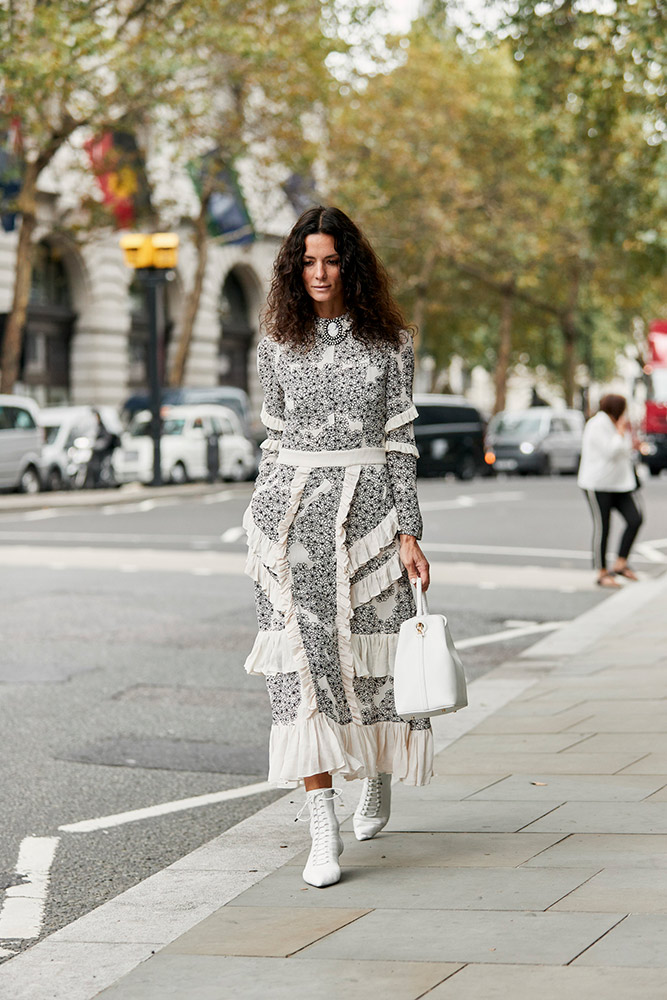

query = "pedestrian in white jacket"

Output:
[[577, 394, 643, 588]]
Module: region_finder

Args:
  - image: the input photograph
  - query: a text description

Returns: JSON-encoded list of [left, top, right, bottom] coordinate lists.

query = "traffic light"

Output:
[[120, 232, 178, 269]]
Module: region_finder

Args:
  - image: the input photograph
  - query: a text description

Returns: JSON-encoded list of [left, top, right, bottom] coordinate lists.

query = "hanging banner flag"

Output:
[[0, 118, 23, 232], [85, 131, 151, 229], [188, 152, 254, 245]]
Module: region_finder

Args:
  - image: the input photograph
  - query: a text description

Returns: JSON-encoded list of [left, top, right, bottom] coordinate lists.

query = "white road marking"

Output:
[[18, 510, 58, 521], [59, 781, 274, 834], [201, 490, 238, 504], [457, 621, 563, 649], [421, 490, 524, 512], [0, 837, 59, 940], [425, 541, 604, 560], [0, 530, 215, 544], [220, 526, 245, 543]]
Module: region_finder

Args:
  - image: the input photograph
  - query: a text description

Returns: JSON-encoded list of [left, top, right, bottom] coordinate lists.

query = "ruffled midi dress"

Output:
[[243, 315, 433, 787]]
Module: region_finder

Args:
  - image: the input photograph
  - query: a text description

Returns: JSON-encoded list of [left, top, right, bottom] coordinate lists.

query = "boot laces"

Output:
[[359, 776, 383, 818], [295, 788, 342, 865]]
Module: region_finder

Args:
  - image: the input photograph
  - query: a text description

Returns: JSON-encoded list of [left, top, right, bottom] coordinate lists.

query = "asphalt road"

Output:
[[0, 474, 665, 958]]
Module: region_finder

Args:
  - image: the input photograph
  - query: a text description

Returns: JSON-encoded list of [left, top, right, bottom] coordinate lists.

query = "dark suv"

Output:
[[413, 394, 485, 480]]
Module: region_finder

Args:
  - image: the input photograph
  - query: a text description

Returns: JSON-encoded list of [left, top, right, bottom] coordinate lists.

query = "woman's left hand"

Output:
[[399, 534, 430, 591]]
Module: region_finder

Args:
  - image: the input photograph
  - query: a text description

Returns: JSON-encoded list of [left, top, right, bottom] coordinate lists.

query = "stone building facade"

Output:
[[0, 193, 286, 422]]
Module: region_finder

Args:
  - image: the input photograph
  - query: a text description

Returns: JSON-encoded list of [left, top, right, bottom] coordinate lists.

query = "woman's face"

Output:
[[302, 233, 344, 314]]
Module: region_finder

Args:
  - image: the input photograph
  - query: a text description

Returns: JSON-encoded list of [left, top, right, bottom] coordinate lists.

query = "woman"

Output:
[[243, 206, 431, 888], [577, 393, 643, 588]]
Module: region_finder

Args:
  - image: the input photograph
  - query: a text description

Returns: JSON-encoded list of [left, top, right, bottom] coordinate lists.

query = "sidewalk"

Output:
[[2, 573, 666, 999]]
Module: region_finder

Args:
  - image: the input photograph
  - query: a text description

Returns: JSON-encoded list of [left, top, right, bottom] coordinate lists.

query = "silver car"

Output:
[[0, 394, 43, 493], [485, 407, 584, 476]]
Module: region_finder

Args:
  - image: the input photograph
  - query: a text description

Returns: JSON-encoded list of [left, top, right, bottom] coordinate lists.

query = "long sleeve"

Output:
[[257, 336, 284, 472], [385, 334, 423, 539]]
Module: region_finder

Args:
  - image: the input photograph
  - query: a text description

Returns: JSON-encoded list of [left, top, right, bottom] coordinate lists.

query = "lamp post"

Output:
[[120, 233, 179, 486]]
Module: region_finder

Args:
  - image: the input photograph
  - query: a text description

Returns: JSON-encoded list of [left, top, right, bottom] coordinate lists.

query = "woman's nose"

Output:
[[314, 261, 325, 280]]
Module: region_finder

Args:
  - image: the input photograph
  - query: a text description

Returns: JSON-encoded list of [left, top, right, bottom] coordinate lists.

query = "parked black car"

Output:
[[413, 394, 486, 480]]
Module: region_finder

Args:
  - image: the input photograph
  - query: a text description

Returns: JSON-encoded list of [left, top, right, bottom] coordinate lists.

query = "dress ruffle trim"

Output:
[[350, 550, 404, 608], [260, 405, 285, 432], [260, 437, 281, 452], [244, 629, 399, 679], [386, 440, 419, 458], [268, 713, 433, 787], [245, 551, 284, 609], [385, 404, 418, 433], [243, 507, 280, 568], [347, 509, 399, 573], [335, 466, 363, 725]]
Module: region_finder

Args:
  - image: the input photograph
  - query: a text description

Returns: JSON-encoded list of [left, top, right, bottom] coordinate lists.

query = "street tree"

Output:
[[0, 0, 205, 393]]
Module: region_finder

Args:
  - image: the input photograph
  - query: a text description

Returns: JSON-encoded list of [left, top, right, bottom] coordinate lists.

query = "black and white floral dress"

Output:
[[243, 315, 433, 787]]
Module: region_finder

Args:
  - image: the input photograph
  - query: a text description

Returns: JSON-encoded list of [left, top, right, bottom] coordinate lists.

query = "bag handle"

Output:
[[411, 577, 429, 616]]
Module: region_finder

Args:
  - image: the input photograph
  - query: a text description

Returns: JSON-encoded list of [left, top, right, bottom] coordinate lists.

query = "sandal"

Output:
[[614, 566, 638, 581], [597, 572, 621, 589]]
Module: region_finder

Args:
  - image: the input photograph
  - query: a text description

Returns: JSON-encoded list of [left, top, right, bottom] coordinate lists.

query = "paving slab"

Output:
[[417, 774, 512, 798], [524, 801, 667, 834], [286, 832, 567, 869], [618, 754, 667, 775], [550, 867, 667, 913], [471, 708, 596, 734], [380, 799, 564, 833], [425, 963, 667, 999], [447, 733, 589, 754], [521, 833, 667, 869], [227, 865, 597, 912], [567, 733, 667, 753], [297, 908, 624, 965], [161, 905, 369, 958], [574, 914, 667, 967], [97, 955, 463, 1000], [434, 751, 644, 775], [467, 774, 665, 802], [645, 783, 667, 801], [560, 711, 667, 733]]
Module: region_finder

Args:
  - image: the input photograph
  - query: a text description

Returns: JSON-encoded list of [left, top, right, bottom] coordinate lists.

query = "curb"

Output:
[[521, 570, 667, 660]]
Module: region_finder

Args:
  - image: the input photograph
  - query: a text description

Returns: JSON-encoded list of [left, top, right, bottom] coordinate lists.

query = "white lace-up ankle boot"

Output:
[[302, 788, 344, 888], [353, 773, 391, 841]]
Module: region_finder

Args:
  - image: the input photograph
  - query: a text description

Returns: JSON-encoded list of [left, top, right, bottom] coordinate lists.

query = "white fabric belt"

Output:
[[277, 447, 387, 468]]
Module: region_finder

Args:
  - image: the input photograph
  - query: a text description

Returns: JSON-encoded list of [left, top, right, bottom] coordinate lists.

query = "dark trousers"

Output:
[[584, 489, 643, 571]]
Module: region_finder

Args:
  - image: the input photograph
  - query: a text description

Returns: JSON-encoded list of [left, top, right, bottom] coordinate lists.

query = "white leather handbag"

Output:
[[394, 578, 468, 720]]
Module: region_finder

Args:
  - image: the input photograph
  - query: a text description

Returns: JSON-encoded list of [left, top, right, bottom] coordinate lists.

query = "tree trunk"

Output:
[[493, 284, 514, 414], [561, 316, 577, 408], [0, 164, 39, 394], [561, 269, 581, 408], [167, 200, 209, 388]]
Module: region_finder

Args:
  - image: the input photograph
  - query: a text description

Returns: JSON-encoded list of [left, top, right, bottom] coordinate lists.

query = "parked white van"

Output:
[[114, 404, 257, 484], [0, 394, 43, 493]]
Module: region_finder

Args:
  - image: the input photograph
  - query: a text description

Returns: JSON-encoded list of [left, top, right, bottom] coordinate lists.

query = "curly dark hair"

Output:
[[263, 205, 409, 349]]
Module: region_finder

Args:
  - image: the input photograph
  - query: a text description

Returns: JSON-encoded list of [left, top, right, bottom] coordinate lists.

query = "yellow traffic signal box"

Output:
[[120, 233, 179, 269]]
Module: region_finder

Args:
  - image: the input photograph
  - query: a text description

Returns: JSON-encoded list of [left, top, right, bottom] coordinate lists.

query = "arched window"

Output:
[[218, 270, 253, 391], [22, 242, 75, 404]]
